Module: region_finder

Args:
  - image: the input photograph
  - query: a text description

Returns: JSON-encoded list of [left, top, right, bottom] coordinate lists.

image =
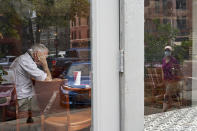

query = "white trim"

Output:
[[120, 0, 144, 130], [91, 0, 120, 130]]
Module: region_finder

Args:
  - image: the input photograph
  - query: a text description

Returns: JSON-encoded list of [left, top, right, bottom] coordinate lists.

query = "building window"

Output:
[[72, 42, 79, 48], [87, 29, 90, 38], [87, 16, 89, 25], [74, 31, 77, 39], [155, 1, 160, 14], [79, 30, 81, 39], [145, 0, 150, 7], [177, 16, 187, 34], [71, 32, 73, 40], [72, 19, 77, 27], [176, 0, 186, 9], [79, 17, 81, 26]]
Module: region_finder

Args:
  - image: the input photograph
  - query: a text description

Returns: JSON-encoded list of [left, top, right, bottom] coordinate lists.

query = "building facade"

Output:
[[70, 16, 90, 48]]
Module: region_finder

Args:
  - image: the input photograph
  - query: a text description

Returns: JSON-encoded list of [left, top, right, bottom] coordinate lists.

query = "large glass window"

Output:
[[145, 0, 192, 116], [0, 0, 91, 130]]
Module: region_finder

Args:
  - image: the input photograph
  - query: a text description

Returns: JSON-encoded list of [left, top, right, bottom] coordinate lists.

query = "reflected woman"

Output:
[[162, 45, 182, 112]]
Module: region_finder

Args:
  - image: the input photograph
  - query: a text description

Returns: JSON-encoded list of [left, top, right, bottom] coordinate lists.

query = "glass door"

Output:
[[0, 0, 121, 130], [0, 0, 92, 130]]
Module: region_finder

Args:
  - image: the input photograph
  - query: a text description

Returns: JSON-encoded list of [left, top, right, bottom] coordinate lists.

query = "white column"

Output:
[[192, 1, 197, 104], [91, 0, 120, 131], [120, 0, 144, 131]]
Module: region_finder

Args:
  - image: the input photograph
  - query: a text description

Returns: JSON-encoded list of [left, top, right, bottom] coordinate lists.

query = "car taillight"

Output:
[[52, 60, 56, 65]]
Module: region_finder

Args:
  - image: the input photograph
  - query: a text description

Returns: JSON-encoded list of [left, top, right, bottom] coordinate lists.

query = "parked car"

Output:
[[65, 48, 91, 59], [58, 51, 66, 58], [52, 61, 72, 78], [59, 62, 91, 107], [0, 56, 16, 69], [48, 48, 91, 78]]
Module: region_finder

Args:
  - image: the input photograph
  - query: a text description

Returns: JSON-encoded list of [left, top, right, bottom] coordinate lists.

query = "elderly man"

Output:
[[10, 44, 52, 123]]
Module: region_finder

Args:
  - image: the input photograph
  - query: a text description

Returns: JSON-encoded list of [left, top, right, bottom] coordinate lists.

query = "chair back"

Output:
[[146, 67, 163, 87]]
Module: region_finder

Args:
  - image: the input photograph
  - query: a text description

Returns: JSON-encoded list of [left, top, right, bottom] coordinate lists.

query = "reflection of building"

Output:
[[39, 26, 57, 52], [0, 38, 21, 56], [145, 0, 192, 41], [70, 16, 90, 48], [31, 14, 90, 52], [32, 19, 69, 53]]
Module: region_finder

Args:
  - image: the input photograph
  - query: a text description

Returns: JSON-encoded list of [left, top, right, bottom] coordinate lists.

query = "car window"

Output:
[[9, 57, 16, 62], [65, 51, 78, 57], [56, 60, 65, 67], [0, 58, 7, 63], [67, 64, 90, 76]]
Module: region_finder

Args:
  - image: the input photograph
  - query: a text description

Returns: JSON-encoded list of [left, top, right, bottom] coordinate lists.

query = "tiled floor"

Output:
[[144, 106, 197, 131]]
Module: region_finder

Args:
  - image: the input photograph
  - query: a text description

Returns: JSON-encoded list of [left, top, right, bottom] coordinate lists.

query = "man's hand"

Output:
[[36, 51, 52, 81]]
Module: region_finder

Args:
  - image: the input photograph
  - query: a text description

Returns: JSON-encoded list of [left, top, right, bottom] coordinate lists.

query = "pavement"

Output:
[[145, 106, 197, 131]]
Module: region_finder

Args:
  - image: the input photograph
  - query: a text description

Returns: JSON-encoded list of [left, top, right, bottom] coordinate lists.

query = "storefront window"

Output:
[[144, 0, 193, 116], [0, 0, 91, 130]]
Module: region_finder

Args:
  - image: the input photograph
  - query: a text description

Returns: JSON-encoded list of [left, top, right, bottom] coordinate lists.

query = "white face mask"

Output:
[[164, 50, 171, 57]]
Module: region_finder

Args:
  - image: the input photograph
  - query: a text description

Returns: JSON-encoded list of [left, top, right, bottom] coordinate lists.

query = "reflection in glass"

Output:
[[0, 0, 91, 130], [144, 0, 193, 116]]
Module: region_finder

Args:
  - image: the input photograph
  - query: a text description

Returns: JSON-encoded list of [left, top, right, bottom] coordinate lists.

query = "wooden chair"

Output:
[[44, 84, 91, 131], [0, 84, 22, 121], [145, 67, 182, 111], [145, 67, 165, 106]]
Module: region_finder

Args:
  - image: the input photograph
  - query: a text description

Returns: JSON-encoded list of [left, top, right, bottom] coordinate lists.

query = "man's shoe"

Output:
[[26, 117, 34, 123]]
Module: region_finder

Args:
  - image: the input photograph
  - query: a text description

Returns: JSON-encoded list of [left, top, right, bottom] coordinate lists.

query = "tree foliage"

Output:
[[32, 0, 90, 28], [0, 0, 24, 39], [173, 40, 192, 63], [0, 0, 90, 38], [145, 19, 179, 63]]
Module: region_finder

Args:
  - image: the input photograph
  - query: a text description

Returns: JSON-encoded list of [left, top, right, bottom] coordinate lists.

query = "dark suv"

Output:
[[48, 48, 91, 78]]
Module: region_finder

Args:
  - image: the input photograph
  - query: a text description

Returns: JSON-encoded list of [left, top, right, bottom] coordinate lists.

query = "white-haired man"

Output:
[[10, 44, 52, 123]]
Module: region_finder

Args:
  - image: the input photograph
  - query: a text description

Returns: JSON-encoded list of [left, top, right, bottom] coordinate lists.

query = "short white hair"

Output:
[[29, 44, 48, 53]]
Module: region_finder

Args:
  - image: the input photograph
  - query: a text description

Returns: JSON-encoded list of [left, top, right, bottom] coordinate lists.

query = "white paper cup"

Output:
[[74, 71, 81, 85]]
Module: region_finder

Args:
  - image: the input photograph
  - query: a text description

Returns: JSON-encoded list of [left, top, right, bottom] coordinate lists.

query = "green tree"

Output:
[[145, 19, 178, 63], [0, 0, 90, 54], [0, 0, 90, 40], [173, 40, 192, 63], [31, 0, 90, 54], [0, 0, 24, 40]]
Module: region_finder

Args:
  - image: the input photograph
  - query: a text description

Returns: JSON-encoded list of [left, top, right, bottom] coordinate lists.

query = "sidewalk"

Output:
[[144, 106, 197, 131]]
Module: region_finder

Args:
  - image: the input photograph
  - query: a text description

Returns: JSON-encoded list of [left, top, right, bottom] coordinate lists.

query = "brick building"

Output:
[[145, 0, 192, 42], [70, 16, 90, 48]]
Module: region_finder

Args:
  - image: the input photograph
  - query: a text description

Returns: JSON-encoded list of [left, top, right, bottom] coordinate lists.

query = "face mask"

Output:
[[164, 50, 171, 57]]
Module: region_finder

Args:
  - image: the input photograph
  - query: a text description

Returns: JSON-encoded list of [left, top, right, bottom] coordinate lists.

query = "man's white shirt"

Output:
[[10, 52, 47, 99]]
